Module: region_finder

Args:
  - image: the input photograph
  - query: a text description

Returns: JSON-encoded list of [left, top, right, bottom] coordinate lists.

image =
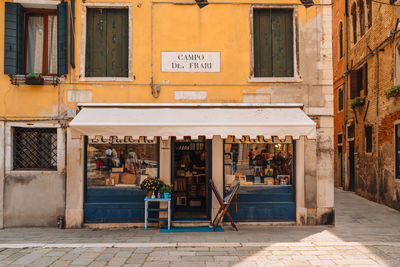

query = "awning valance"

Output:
[[69, 104, 316, 140]]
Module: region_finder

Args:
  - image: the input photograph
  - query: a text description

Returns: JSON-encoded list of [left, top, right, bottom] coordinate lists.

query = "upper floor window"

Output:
[[365, 126, 372, 153], [3, 2, 68, 76], [351, 3, 357, 44], [13, 127, 57, 170], [350, 63, 368, 98], [358, 0, 365, 37], [338, 87, 344, 111], [339, 22, 344, 59], [85, 8, 129, 78], [253, 8, 294, 78], [367, 0, 372, 28]]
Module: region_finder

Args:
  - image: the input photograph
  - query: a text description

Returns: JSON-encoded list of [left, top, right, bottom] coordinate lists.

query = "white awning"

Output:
[[69, 103, 316, 140]]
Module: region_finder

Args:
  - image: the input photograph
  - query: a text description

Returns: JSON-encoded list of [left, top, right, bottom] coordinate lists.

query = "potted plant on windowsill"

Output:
[[25, 73, 44, 85], [351, 96, 365, 109], [384, 85, 400, 98]]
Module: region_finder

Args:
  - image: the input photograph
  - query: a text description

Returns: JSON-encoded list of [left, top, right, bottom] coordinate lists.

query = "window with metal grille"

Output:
[[13, 127, 57, 170], [365, 126, 372, 153]]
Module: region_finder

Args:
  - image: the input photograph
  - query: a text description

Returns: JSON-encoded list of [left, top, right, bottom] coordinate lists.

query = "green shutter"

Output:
[[57, 1, 69, 76], [254, 9, 293, 77], [338, 88, 343, 111], [85, 8, 128, 77], [4, 2, 24, 75]]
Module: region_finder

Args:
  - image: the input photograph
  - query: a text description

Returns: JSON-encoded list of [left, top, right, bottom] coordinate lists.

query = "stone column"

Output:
[[211, 136, 223, 220], [65, 129, 84, 228], [296, 136, 306, 225], [0, 122, 4, 229]]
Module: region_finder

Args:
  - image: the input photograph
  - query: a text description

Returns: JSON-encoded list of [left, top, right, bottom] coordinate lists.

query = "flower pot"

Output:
[[146, 191, 153, 198], [25, 77, 44, 85], [163, 192, 170, 199]]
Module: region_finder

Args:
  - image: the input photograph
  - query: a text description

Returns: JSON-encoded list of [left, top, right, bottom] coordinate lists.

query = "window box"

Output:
[[351, 97, 365, 109], [384, 85, 400, 98], [25, 74, 44, 85]]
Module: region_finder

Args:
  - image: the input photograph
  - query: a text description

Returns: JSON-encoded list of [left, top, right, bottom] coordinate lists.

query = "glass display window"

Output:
[[86, 137, 158, 187], [224, 137, 293, 186]]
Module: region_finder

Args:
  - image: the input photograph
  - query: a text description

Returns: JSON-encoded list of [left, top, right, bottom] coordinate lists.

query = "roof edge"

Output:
[[77, 103, 305, 109]]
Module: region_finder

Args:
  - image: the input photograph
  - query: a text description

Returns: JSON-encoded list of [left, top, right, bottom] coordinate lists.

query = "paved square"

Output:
[[0, 189, 399, 266]]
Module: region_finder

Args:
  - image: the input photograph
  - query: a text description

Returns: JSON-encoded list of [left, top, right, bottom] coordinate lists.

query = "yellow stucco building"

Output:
[[0, 0, 334, 228]]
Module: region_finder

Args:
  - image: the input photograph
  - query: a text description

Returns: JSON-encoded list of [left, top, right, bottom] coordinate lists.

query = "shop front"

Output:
[[68, 103, 316, 225]]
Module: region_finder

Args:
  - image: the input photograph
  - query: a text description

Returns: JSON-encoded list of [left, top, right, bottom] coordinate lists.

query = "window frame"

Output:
[[338, 87, 344, 111], [24, 8, 58, 76], [80, 2, 133, 82], [365, 125, 373, 154], [249, 5, 300, 83], [395, 122, 400, 179], [339, 21, 344, 60], [5, 123, 65, 174]]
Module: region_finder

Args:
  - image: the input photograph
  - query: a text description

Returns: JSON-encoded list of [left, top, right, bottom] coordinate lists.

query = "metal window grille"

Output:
[[13, 127, 57, 170]]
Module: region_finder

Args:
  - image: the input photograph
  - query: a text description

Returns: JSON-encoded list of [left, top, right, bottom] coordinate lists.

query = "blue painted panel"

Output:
[[85, 187, 149, 223], [227, 186, 296, 222]]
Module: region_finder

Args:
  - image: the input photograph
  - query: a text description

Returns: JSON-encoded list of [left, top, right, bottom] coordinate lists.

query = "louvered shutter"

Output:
[[57, 1, 68, 76], [4, 2, 24, 75]]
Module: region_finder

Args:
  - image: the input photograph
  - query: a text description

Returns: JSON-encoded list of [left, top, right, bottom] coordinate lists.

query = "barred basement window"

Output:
[[13, 127, 57, 170]]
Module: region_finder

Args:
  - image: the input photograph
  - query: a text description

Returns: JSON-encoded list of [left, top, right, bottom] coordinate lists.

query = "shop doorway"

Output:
[[171, 137, 211, 220], [349, 141, 355, 191]]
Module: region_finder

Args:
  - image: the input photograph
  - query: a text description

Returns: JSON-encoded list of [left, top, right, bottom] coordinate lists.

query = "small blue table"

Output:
[[144, 198, 171, 230]]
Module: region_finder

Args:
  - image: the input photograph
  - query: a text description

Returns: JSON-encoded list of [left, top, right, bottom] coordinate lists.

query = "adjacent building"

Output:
[[333, 0, 400, 211], [0, 0, 334, 228]]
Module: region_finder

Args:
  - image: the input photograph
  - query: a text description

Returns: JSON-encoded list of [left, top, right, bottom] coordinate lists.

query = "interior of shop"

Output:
[[224, 140, 293, 187], [173, 137, 209, 219]]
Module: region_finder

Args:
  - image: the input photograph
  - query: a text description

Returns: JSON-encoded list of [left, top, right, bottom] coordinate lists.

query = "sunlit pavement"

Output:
[[0, 189, 400, 266]]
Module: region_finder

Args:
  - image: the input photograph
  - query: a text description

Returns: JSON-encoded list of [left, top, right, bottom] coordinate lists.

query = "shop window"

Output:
[[85, 8, 129, 78], [13, 127, 57, 170], [338, 87, 344, 111], [253, 9, 294, 77], [350, 64, 368, 99], [351, 3, 357, 44], [86, 138, 159, 187], [339, 21, 344, 59], [4, 2, 68, 76], [358, 0, 365, 37], [365, 126, 373, 153], [396, 124, 400, 179], [224, 137, 293, 186]]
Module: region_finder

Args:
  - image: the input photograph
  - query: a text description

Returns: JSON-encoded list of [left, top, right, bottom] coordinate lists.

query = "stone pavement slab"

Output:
[[0, 189, 399, 266]]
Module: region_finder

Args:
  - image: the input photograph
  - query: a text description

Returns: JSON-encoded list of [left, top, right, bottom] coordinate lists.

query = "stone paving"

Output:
[[0, 189, 399, 266]]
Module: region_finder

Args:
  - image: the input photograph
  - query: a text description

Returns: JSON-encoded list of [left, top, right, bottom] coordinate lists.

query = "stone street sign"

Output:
[[161, 52, 220, 73]]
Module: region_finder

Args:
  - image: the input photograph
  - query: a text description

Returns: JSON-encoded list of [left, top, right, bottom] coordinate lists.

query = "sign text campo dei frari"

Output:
[[161, 52, 221, 73]]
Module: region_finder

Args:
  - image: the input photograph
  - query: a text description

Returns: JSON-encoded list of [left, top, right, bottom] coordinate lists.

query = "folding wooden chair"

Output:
[[209, 179, 240, 231]]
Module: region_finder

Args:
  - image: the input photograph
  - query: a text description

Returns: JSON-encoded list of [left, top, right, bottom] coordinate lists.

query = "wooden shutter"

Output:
[[350, 70, 359, 99], [85, 8, 128, 77], [4, 3, 24, 75], [362, 64, 368, 96], [57, 1, 69, 76], [70, 0, 75, 68], [254, 9, 293, 77], [338, 88, 343, 111], [106, 9, 128, 77]]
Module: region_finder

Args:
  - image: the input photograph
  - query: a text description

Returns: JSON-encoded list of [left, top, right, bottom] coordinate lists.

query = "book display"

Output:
[[173, 138, 209, 218]]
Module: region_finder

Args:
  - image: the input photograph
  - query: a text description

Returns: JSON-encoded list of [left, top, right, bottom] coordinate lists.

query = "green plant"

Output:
[[159, 184, 172, 194], [140, 177, 164, 192], [384, 84, 400, 98], [351, 97, 365, 109], [25, 73, 42, 78]]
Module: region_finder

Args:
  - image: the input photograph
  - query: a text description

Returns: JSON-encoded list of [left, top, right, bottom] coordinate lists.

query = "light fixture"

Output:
[[195, 0, 208, 8], [300, 0, 314, 8]]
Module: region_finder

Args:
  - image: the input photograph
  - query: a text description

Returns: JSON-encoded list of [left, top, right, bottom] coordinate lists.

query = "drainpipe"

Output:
[[376, 51, 380, 203], [344, 0, 349, 189]]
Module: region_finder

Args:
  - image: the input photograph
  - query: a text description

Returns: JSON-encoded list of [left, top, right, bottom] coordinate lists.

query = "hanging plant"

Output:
[[384, 84, 400, 98], [351, 97, 365, 109], [25, 73, 44, 85]]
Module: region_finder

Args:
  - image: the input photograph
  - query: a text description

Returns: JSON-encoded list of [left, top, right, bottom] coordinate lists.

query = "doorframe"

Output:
[[170, 137, 212, 220]]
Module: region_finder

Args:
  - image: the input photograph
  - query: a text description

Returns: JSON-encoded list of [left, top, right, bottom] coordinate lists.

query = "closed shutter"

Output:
[[57, 1, 69, 76], [85, 8, 128, 77], [254, 9, 293, 77], [350, 70, 359, 99], [362, 64, 368, 96], [338, 88, 343, 111], [4, 2, 24, 75]]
